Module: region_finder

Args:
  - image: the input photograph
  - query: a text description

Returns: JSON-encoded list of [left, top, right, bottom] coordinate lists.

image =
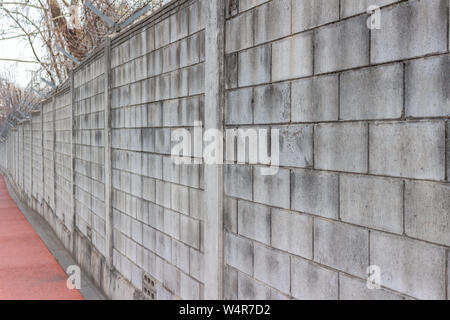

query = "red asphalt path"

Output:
[[0, 175, 83, 300]]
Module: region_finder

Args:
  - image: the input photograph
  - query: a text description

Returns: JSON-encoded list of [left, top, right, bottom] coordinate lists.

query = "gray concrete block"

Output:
[[291, 75, 339, 123], [239, 0, 269, 12], [238, 45, 271, 87], [172, 239, 190, 273], [189, 188, 204, 220], [315, 15, 369, 73], [369, 121, 445, 180], [314, 122, 368, 173], [339, 274, 404, 300], [225, 232, 253, 275], [225, 10, 254, 53], [291, 257, 338, 300], [225, 53, 238, 89], [180, 215, 200, 249], [180, 272, 201, 300], [340, 64, 403, 120], [143, 224, 156, 252], [224, 266, 238, 300], [253, 167, 290, 209], [163, 209, 180, 239], [371, 0, 447, 64], [340, 174, 403, 234], [254, 244, 290, 294], [292, 0, 340, 32], [314, 219, 369, 277], [253, 83, 290, 124], [224, 164, 253, 201], [155, 18, 170, 49], [156, 231, 172, 262], [291, 169, 339, 219], [406, 55, 450, 118], [225, 88, 253, 125], [271, 209, 313, 258], [370, 231, 447, 300], [277, 125, 313, 168], [272, 33, 313, 82], [405, 181, 450, 246], [171, 184, 189, 215], [224, 197, 237, 233], [188, 63, 205, 95], [340, 0, 401, 18], [238, 272, 271, 300], [189, 248, 204, 283], [254, 0, 291, 45], [238, 200, 271, 245]]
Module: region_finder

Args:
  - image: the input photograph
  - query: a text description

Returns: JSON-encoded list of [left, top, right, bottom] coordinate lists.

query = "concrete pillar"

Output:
[[104, 37, 114, 268], [204, 0, 225, 300], [71, 73, 77, 245]]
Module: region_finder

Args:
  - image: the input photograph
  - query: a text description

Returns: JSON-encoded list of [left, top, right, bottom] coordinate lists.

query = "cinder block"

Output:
[[224, 197, 237, 233], [154, 19, 170, 49], [291, 75, 339, 123], [339, 275, 404, 300], [239, 0, 269, 12], [371, 0, 447, 63], [340, 64, 403, 120], [238, 272, 271, 300], [253, 167, 290, 209], [163, 209, 180, 239], [226, 10, 254, 53], [405, 181, 450, 246], [225, 88, 253, 125], [238, 45, 271, 87], [143, 224, 156, 251], [277, 125, 313, 168], [314, 123, 368, 173], [272, 33, 313, 82], [238, 200, 271, 245], [406, 55, 450, 118], [163, 263, 181, 296], [189, 188, 204, 220], [225, 232, 253, 275], [340, 0, 401, 18], [225, 53, 238, 89], [271, 209, 313, 258], [254, 244, 290, 294], [180, 215, 200, 249], [314, 219, 369, 277], [292, 0, 340, 32], [369, 121, 445, 180], [370, 231, 447, 300], [254, 0, 291, 45], [171, 240, 190, 273], [190, 248, 204, 282], [180, 273, 201, 300], [224, 266, 238, 300], [156, 231, 172, 261], [291, 257, 338, 300], [224, 164, 253, 201], [171, 184, 189, 215], [253, 83, 290, 124], [340, 174, 403, 234], [314, 15, 369, 73]]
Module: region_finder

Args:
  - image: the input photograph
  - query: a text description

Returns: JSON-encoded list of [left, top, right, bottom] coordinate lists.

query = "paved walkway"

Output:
[[0, 175, 83, 300]]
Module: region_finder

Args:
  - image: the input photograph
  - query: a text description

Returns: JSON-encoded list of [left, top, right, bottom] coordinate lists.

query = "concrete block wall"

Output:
[[73, 55, 107, 257], [42, 99, 55, 212], [0, 0, 448, 300], [223, 0, 449, 300], [31, 111, 43, 211], [110, 0, 206, 299]]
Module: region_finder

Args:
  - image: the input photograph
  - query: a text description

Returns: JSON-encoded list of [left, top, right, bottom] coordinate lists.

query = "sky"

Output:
[[0, 36, 41, 88]]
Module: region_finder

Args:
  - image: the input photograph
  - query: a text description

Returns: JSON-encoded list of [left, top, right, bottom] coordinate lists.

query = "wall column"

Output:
[[204, 0, 225, 300], [104, 37, 114, 268]]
